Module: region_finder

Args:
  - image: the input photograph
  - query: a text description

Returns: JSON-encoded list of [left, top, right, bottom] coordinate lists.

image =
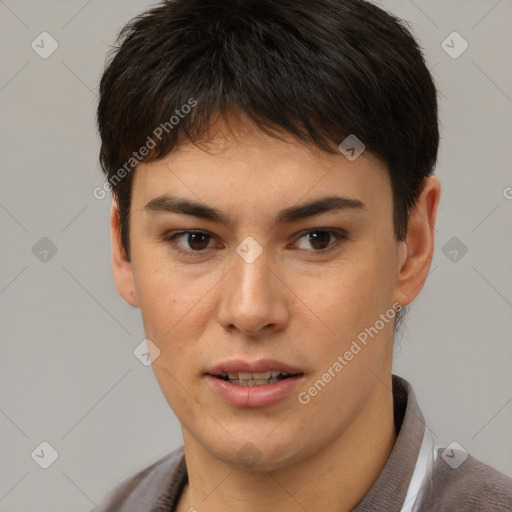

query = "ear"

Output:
[[394, 176, 441, 307], [110, 202, 139, 308]]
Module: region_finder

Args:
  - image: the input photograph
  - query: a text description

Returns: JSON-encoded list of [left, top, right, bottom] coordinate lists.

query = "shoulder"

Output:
[[416, 449, 512, 512], [90, 446, 185, 512]]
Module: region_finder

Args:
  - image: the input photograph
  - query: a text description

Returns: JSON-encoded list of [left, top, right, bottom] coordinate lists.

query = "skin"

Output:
[[111, 113, 441, 512]]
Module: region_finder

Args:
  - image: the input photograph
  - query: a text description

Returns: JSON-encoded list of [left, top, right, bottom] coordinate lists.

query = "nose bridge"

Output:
[[230, 245, 273, 310], [217, 243, 287, 335]]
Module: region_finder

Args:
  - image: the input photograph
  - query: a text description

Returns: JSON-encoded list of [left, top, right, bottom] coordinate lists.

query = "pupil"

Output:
[[309, 231, 330, 250], [189, 233, 209, 250]]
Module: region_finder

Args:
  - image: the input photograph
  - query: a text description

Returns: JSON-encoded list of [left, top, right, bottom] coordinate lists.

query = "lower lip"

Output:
[[206, 374, 304, 408]]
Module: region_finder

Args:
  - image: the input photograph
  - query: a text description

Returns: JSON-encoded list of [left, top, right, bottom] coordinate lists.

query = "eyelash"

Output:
[[161, 229, 348, 257]]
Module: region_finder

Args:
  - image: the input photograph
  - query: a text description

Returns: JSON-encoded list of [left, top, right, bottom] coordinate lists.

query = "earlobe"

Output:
[[393, 176, 441, 307], [110, 202, 139, 308]]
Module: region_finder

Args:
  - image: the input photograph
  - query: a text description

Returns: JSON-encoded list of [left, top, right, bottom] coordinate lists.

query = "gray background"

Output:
[[0, 0, 511, 510]]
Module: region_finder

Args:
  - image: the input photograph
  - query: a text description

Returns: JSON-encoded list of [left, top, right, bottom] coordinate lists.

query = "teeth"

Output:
[[223, 371, 287, 380], [253, 371, 272, 379], [218, 371, 295, 386], [230, 379, 275, 386], [247, 380, 269, 386]]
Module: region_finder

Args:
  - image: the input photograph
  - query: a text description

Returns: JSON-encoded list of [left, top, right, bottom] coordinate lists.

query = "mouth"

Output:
[[206, 359, 305, 407], [213, 371, 301, 386]]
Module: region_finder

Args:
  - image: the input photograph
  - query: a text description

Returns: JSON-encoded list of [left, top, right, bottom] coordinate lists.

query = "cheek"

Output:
[[132, 262, 213, 421], [311, 252, 390, 331], [294, 242, 397, 376], [131, 254, 210, 359]]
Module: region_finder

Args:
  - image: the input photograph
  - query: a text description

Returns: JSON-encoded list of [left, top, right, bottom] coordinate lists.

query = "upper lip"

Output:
[[207, 358, 303, 376]]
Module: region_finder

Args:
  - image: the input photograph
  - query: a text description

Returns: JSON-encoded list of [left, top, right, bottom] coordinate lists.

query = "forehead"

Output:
[[131, 115, 392, 220]]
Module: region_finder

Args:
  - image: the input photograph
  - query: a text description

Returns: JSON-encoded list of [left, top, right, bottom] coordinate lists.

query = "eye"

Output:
[[294, 229, 346, 252], [163, 230, 215, 254], [162, 228, 347, 257]]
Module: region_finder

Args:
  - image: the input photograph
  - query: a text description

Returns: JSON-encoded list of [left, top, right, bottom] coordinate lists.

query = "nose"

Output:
[[216, 248, 290, 338]]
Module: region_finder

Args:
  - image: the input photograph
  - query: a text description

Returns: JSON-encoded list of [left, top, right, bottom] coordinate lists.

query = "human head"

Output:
[[97, 0, 440, 473]]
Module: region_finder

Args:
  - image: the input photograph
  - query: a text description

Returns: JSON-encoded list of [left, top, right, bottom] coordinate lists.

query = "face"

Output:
[[111, 115, 438, 471]]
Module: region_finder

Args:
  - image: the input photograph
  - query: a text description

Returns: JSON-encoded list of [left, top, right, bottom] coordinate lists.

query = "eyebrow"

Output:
[[144, 194, 366, 224]]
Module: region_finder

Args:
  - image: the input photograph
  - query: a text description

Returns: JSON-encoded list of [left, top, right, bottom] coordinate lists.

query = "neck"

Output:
[[178, 378, 396, 512]]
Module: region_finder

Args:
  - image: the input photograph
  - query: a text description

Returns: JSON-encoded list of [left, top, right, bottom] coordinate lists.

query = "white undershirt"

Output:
[[399, 426, 439, 512]]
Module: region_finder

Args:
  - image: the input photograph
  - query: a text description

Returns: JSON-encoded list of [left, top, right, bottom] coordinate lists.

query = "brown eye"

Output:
[[307, 231, 331, 250], [295, 229, 346, 252], [164, 231, 214, 253], [186, 232, 211, 251]]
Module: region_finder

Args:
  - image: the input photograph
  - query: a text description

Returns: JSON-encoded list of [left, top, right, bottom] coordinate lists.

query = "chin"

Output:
[[204, 432, 312, 473]]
